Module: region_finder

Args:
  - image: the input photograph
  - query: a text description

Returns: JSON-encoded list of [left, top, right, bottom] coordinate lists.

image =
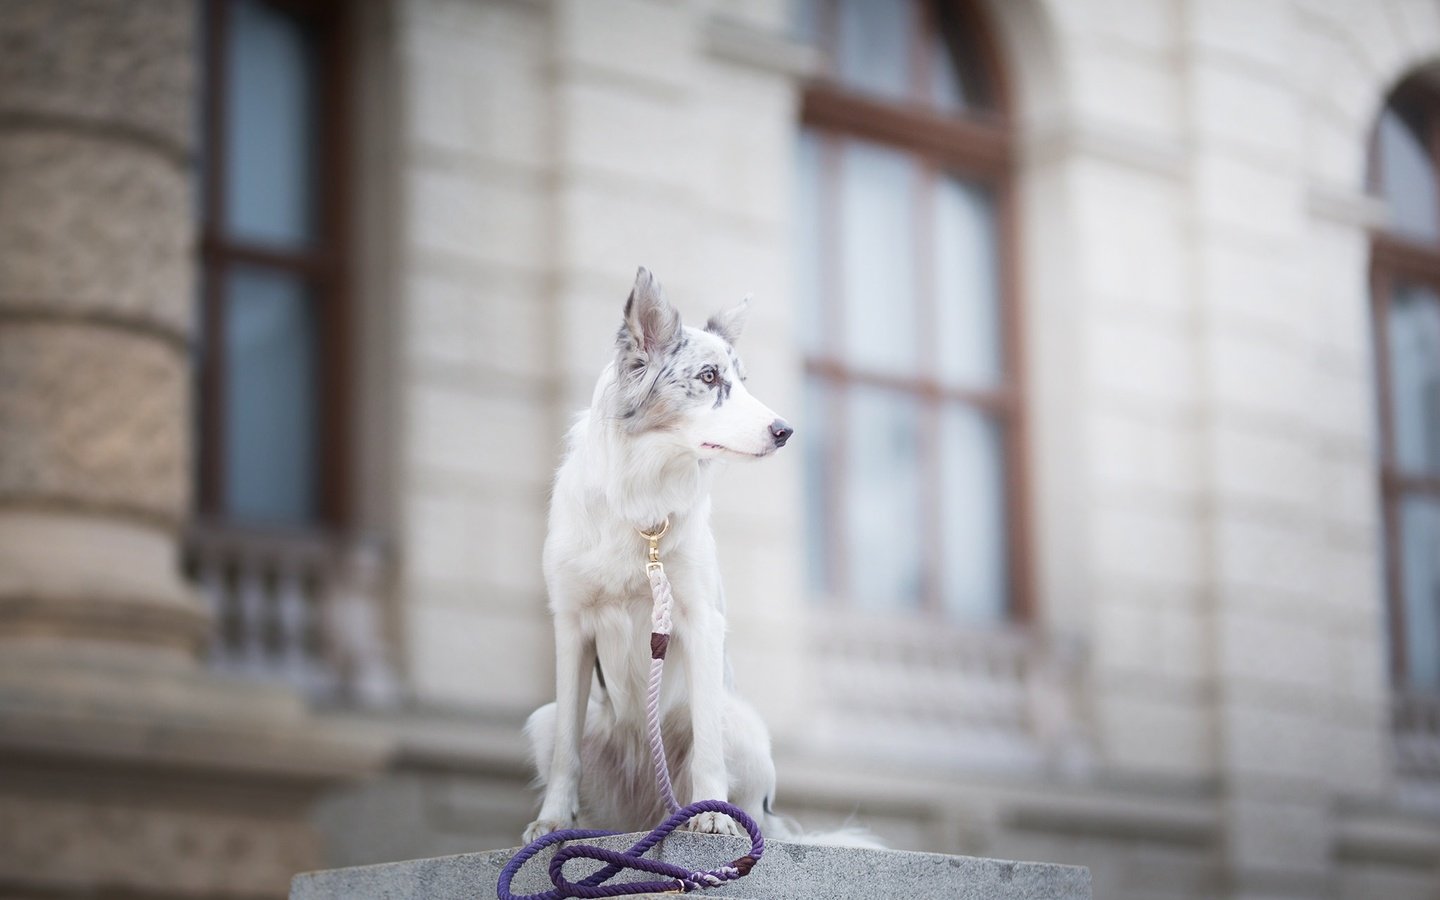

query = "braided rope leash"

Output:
[[496, 519, 765, 900]]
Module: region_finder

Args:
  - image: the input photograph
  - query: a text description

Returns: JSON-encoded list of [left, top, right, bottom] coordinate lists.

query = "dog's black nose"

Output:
[[770, 419, 793, 448]]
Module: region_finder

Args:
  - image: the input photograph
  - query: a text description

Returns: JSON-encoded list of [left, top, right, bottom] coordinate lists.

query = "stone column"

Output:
[[0, 3, 383, 898], [0, 0, 204, 670]]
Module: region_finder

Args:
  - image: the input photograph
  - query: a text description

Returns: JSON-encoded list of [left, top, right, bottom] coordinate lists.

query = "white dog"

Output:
[[522, 267, 796, 843]]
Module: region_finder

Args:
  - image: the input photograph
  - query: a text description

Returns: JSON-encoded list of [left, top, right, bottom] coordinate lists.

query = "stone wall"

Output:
[[1009, 0, 1438, 895], [389, 0, 557, 715]]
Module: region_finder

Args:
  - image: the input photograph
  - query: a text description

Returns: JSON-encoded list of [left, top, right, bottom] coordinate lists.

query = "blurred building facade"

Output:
[[4, 1, 1440, 899]]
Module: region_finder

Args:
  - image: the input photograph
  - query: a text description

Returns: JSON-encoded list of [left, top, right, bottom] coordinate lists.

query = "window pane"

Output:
[[1388, 283, 1440, 475], [934, 175, 1001, 386], [930, 26, 970, 112], [223, 267, 319, 524], [1378, 107, 1440, 242], [928, 1, 994, 113], [836, 0, 914, 103], [939, 405, 1007, 621], [225, 0, 318, 245], [840, 140, 920, 375], [1399, 495, 1440, 689], [795, 129, 826, 355], [843, 385, 924, 611], [803, 375, 834, 596], [790, 0, 820, 45]]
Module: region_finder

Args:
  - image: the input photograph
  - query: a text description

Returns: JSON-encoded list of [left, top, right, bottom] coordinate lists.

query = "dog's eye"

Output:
[[700, 367, 717, 385]]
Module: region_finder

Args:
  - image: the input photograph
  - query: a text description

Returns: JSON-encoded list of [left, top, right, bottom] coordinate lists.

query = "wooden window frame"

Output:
[[1372, 80, 1440, 686], [198, 0, 354, 530], [801, 0, 1034, 621]]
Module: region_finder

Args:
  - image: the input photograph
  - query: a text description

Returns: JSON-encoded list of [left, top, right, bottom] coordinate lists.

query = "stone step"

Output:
[[291, 831, 1091, 900]]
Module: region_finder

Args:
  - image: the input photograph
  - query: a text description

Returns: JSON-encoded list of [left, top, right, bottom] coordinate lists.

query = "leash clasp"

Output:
[[638, 518, 669, 575]]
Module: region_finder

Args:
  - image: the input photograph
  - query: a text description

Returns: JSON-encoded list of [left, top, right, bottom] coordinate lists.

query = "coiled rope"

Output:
[[496, 519, 765, 899]]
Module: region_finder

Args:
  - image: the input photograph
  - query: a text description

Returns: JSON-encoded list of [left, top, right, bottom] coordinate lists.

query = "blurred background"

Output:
[[3, 0, 1440, 898]]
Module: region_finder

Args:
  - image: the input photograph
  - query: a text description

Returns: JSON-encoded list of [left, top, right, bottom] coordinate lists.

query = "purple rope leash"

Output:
[[496, 802, 763, 899], [496, 519, 764, 900]]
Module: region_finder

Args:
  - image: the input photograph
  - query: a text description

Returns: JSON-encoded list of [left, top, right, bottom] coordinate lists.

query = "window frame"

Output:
[[799, 0, 1034, 622], [1370, 80, 1440, 688], [198, 0, 355, 530]]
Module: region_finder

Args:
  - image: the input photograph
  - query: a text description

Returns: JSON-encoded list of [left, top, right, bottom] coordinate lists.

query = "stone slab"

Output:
[[291, 831, 1091, 899]]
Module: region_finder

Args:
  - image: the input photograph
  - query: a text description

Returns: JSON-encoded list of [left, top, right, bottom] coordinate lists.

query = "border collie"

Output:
[[522, 267, 797, 842]]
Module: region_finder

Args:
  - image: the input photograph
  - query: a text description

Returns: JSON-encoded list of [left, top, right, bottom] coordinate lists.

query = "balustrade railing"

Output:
[[1395, 691, 1440, 777], [184, 523, 398, 707], [803, 613, 1087, 772]]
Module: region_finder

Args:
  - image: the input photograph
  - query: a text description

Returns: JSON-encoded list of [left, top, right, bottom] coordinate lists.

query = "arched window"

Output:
[[1372, 79, 1440, 692], [793, 0, 1026, 623]]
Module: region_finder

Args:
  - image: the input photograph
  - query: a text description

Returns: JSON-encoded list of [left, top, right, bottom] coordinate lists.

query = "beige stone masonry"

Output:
[[0, 132, 193, 336], [0, 0, 195, 156], [0, 324, 188, 522], [0, 2, 386, 897]]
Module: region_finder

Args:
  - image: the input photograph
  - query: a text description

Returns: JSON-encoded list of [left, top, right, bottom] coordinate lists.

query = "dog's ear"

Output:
[[621, 267, 682, 357], [705, 295, 750, 346]]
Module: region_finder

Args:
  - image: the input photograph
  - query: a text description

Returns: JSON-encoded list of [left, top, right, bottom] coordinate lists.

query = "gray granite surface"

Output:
[[291, 831, 1091, 899]]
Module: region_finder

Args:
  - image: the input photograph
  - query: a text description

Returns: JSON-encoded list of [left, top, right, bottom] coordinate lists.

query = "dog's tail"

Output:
[[762, 808, 886, 849]]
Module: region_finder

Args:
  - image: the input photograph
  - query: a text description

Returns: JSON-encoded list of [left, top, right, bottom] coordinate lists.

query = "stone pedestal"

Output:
[[0, 2, 385, 897], [290, 832, 1092, 900]]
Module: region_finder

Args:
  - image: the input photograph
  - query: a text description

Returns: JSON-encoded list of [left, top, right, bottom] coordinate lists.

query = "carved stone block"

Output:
[[0, 323, 188, 522], [0, 0, 196, 155], [0, 131, 193, 337]]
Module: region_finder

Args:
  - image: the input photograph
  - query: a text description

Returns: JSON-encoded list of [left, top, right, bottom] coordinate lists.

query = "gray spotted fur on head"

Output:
[[611, 268, 749, 435]]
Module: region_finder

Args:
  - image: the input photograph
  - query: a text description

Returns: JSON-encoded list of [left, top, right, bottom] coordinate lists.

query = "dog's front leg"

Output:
[[524, 613, 595, 842], [679, 603, 743, 836]]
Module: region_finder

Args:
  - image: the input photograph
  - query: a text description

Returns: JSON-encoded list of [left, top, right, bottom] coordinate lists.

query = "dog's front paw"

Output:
[[522, 818, 573, 844], [682, 812, 744, 837]]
